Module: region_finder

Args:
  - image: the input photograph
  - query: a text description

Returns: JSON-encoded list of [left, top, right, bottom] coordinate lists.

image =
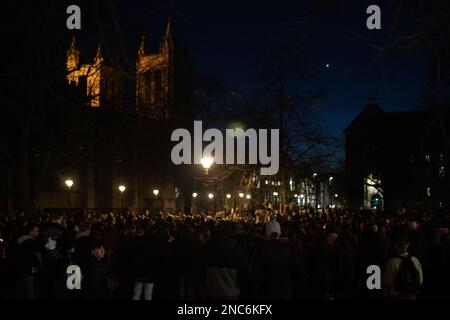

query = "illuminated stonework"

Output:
[[66, 38, 106, 108], [364, 174, 383, 210], [66, 18, 180, 118], [136, 18, 174, 118]]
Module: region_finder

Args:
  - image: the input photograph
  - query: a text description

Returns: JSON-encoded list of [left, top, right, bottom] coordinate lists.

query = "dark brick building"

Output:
[[345, 99, 450, 211]]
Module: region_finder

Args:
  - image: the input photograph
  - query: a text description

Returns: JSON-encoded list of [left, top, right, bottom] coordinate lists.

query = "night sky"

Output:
[[81, 0, 427, 138]]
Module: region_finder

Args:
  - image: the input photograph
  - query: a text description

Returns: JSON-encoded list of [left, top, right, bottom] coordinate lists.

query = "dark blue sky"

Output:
[[109, 0, 427, 138]]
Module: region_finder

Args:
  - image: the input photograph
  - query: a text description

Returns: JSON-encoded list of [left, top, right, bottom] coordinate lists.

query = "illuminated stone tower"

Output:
[[136, 18, 174, 118], [66, 36, 122, 109]]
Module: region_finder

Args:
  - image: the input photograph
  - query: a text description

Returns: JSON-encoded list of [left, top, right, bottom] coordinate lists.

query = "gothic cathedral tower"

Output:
[[136, 18, 174, 119]]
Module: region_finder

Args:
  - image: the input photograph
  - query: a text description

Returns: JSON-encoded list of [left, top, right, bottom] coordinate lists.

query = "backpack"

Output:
[[393, 255, 420, 295]]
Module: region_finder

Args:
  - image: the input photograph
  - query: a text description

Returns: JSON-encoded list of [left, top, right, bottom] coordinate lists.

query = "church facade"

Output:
[[32, 18, 193, 213]]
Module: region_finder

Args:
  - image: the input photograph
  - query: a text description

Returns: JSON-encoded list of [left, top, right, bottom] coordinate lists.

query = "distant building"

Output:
[[345, 98, 450, 211], [66, 37, 123, 110], [66, 17, 190, 117], [23, 18, 193, 213]]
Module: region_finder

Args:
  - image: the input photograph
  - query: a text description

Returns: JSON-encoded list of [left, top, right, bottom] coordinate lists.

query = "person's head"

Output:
[[265, 220, 281, 239], [51, 212, 64, 225], [395, 234, 410, 254], [90, 239, 105, 260], [26, 223, 39, 238], [78, 220, 91, 233], [217, 221, 232, 238], [233, 222, 244, 236]]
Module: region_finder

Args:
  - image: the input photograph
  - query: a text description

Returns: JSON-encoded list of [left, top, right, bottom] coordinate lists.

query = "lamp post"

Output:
[[192, 192, 198, 215], [65, 179, 74, 210], [246, 194, 252, 215], [118, 185, 126, 210], [329, 176, 334, 211], [153, 189, 160, 211], [313, 173, 319, 213], [238, 192, 244, 214], [226, 194, 231, 212], [273, 191, 278, 210], [208, 193, 215, 212], [201, 157, 214, 175]]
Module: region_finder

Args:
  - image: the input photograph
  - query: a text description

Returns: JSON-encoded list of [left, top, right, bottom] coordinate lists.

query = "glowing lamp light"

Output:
[[334, 193, 338, 198], [153, 189, 159, 197], [300, 194, 305, 199], [208, 193, 214, 199], [192, 192, 198, 198], [201, 157, 214, 170], [238, 192, 244, 198], [273, 192, 278, 196], [118, 185, 126, 193], [246, 194, 251, 199], [65, 179, 74, 189], [226, 194, 231, 199]]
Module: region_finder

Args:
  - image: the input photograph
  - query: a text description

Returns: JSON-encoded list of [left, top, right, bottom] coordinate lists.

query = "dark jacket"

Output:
[[204, 234, 246, 299], [252, 239, 303, 300], [82, 255, 111, 300]]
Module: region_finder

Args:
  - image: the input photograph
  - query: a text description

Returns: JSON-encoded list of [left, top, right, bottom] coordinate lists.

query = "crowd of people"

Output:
[[0, 208, 449, 300]]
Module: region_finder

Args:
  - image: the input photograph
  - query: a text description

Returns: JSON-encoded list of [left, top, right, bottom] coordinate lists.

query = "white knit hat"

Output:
[[265, 220, 281, 237]]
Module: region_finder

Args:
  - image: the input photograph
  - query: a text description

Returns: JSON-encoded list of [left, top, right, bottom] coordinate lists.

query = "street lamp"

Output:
[[191, 192, 198, 215], [329, 177, 334, 211], [65, 179, 74, 189], [237, 193, 245, 214], [65, 179, 74, 209], [313, 173, 319, 212], [153, 189, 159, 198], [299, 194, 305, 207], [273, 191, 279, 209], [208, 193, 214, 199], [246, 194, 251, 199], [118, 185, 126, 210], [201, 157, 214, 174], [226, 194, 231, 199]]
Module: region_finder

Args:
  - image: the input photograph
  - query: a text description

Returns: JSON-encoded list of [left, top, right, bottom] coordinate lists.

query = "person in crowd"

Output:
[[82, 239, 111, 300], [131, 224, 158, 300], [40, 212, 70, 299], [204, 221, 247, 300], [382, 233, 423, 300], [250, 220, 303, 300], [13, 223, 42, 300]]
